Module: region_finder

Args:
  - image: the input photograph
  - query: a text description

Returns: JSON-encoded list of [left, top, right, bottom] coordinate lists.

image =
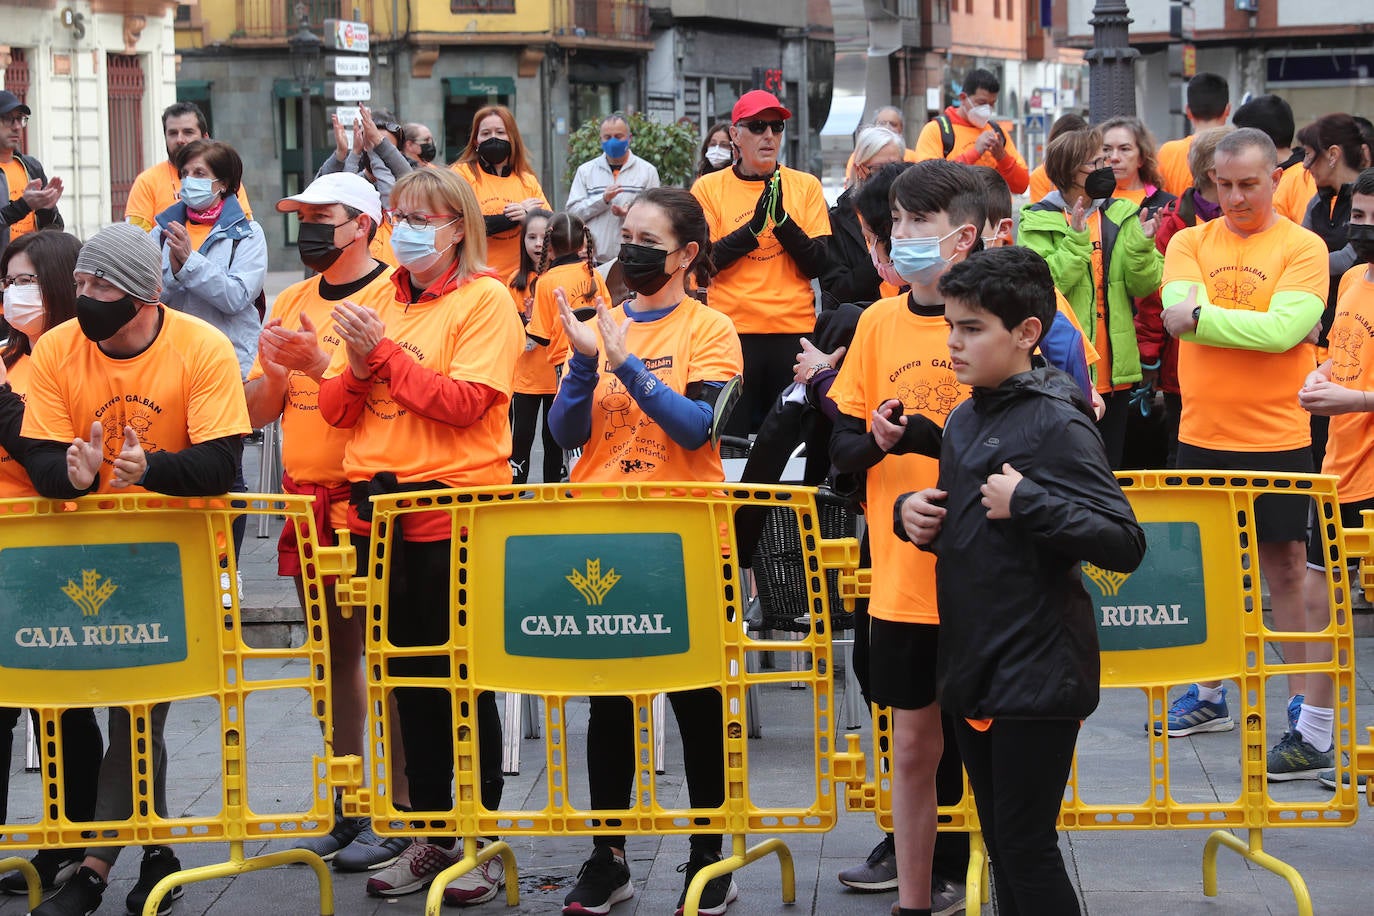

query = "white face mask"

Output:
[[966, 103, 994, 128], [705, 146, 733, 168], [3, 284, 44, 337]]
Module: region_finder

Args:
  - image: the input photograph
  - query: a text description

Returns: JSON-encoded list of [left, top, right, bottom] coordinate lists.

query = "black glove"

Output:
[[748, 184, 771, 236], [771, 169, 788, 226]]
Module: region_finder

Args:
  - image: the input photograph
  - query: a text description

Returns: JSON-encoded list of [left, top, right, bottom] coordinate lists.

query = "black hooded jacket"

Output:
[[894, 367, 1146, 720]]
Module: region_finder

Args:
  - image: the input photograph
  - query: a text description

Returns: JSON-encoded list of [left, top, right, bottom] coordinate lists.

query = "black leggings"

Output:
[[954, 717, 1080, 915], [1096, 389, 1132, 470], [0, 706, 104, 825], [510, 392, 562, 484], [586, 688, 725, 853], [727, 333, 801, 437], [370, 539, 504, 821]]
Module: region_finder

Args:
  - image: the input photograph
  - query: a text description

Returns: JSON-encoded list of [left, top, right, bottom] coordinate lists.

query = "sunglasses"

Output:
[[740, 119, 786, 136]]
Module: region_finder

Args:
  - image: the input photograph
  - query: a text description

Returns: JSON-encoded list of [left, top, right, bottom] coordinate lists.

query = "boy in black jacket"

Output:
[[893, 246, 1145, 914]]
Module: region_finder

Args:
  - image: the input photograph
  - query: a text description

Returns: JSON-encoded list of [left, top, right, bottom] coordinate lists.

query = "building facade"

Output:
[[0, 0, 180, 241]]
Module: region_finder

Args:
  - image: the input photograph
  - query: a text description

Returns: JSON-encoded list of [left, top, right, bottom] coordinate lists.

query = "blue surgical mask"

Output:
[[601, 137, 630, 159], [180, 176, 220, 211], [389, 219, 458, 268], [889, 226, 965, 286]]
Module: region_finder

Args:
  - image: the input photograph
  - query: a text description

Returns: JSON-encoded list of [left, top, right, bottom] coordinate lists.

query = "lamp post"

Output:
[[288, 4, 322, 192], [1084, 0, 1138, 121]]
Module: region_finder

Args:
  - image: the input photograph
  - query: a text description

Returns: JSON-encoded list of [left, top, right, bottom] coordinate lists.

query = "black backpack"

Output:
[[936, 114, 1006, 158]]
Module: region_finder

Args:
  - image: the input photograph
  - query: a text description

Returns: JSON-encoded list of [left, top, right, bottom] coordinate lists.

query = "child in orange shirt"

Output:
[[525, 211, 611, 369], [507, 207, 560, 484]]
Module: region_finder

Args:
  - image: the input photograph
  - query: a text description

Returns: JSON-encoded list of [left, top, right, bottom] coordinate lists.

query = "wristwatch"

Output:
[[1192, 305, 1201, 326]]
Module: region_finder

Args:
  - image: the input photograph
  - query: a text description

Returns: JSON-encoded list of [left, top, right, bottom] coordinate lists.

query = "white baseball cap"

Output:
[[277, 172, 382, 225]]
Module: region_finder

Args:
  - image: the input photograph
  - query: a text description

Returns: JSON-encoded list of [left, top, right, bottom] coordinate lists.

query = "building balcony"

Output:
[[554, 0, 650, 44], [230, 0, 354, 43]]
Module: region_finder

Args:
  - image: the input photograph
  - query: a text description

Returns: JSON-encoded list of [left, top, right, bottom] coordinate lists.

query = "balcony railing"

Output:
[[235, 0, 345, 40], [556, 0, 650, 43]]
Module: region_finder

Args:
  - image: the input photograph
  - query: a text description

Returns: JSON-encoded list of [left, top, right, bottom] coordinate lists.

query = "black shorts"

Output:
[[867, 617, 939, 710], [1307, 496, 1374, 569], [1174, 443, 1312, 543]]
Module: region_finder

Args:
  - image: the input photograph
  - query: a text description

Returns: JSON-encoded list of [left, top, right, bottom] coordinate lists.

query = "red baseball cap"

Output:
[[732, 90, 792, 123]]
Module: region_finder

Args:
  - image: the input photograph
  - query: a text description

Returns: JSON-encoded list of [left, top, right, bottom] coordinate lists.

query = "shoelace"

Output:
[[407, 843, 457, 874]]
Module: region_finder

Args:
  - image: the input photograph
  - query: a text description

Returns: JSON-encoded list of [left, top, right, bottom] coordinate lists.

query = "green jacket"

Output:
[[1019, 194, 1165, 388]]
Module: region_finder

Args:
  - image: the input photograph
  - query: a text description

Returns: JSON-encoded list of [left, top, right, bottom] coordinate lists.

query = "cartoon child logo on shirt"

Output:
[[1331, 324, 1365, 382], [600, 378, 632, 433], [895, 369, 962, 418], [1214, 278, 1258, 310], [101, 406, 160, 459]]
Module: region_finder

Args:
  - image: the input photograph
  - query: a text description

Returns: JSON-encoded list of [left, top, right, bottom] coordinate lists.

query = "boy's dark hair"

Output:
[[1186, 73, 1230, 121], [938, 247, 1056, 347], [854, 160, 914, 250], [1231, 94, 1295, 149], [971, 165, 1012, 225], [963, 68, 1000, 97], [890, 159, 987, 231], [1352, 167, 1374, 199], [161, 101, 208, 135]]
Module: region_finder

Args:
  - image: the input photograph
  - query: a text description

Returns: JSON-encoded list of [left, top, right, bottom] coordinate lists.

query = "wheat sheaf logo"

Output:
[[1083, 564, 1130, 597], [62, 569, 118, 617], [567, 559, 620, 606]]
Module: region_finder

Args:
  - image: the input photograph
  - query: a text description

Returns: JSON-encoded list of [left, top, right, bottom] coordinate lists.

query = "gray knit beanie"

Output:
[[74, 223, 163, 303]]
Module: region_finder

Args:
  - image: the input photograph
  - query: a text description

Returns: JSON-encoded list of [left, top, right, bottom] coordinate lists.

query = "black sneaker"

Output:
[[124, 846, 184, 915], [28, 865, 104, 916], [562, 846, 634, 914], [1, 849, 83, 895], [674, 850, 738, 916]]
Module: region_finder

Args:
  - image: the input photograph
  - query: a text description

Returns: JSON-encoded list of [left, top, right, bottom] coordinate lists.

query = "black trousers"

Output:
[[370, 539, 504, 820], [954, 717, 1080, 915], [726, 333, 801, 437], [0, 706, 104, 825], [510, 392, 562, 484], [1096, 389, 1132, 470], [585, 688, 725, 853]]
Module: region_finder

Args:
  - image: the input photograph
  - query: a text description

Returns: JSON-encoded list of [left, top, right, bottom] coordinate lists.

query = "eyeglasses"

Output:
[[1080, 157, 1108, 172], [390, 211, 459, 230], [0, 274, 37, 290], [381, 122, 402, 135], [740, 119, 786, 136], [1, 115, 28, 128]]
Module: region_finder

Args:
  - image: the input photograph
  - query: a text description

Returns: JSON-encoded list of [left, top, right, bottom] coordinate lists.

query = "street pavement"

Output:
[[4, 271, 1374, 914]]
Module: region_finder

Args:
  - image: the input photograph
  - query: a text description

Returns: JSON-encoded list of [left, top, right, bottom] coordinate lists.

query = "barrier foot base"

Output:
[[681, 836, 794, 915], [963, 831, 989, 910], [1202, 828, 1312, 916], [0, 855, 41, 910], [140, 842, 335, 916], [425, 838, 519, 916]]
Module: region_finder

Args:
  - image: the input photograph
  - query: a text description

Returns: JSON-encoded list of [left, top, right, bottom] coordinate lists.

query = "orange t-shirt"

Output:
[[526, 259, 612, 369], [1113, 186, 1150, 207], [691, 165, 829, 335], [1, 158, 36, 238], [1274, 164, 1317, 224], [1322, 265, 1374, 499], [1157, 137, 1194, 198], [450, 161, 547, 282], [570, 299, 742, 483], [22, 309, 251, 494], [246, 266, 396, 487], [369, 216, 397, 267], [913, 111, 1029, 193], [1028, 164, 1054, 203], [124, 160, 254, 231], [1078, 210, 1128, 394], [828, 294, 970, 625], [1165, 217, 1329, 451], [0, 354, 35, 498], [508, 269, 558, 396], [323, 273, 522, 490]]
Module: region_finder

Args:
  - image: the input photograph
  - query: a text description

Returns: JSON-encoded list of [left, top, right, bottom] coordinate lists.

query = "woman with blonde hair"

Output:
[[1099, 115, 1174, 214], [318, 166, 523, 907], [450, 105, 548, 279]]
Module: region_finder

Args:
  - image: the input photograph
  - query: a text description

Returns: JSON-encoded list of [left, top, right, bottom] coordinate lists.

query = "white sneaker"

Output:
[[442, 841, 505, 907], [365, 841, 460, 897]]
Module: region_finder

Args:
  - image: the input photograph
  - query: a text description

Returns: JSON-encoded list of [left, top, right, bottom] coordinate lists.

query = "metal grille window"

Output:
[[107, 54, 145, 224], [5, 49, 29, 151], [452, 0, 516, 11]]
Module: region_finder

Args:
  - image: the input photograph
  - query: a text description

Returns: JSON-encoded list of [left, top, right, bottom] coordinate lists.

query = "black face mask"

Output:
[[619, 243, 677, 295], [1083, 166, 1117, 200], [297, 221, 355, 273], [76, 294, 141, 342], [418, 141, 437, 163], [1349, 222, 1374, 264], [477, 137, 512, 165]]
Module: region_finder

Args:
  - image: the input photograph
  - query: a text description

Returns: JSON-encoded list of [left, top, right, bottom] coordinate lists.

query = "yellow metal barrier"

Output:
[[341, 483, 867, 916], [0, 493, 357, 916], [847, 473, 1369, 916]]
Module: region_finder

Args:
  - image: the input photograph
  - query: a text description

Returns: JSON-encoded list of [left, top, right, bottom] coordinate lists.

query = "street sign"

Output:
[[327, 56, 370, 77], [323, 19, 369, 53], [327, 81, 372, 102], [333, 106, 361, 127], [1025, 114, 1046, 133], [1182, 44, 1197, 78]]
